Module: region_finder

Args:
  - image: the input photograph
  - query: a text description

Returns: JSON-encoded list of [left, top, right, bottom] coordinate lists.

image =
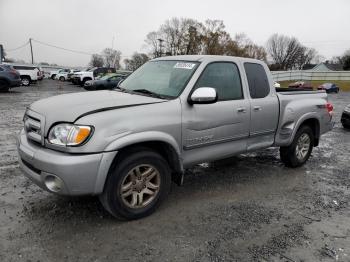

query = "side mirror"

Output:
[[189, 87, 218, 105]]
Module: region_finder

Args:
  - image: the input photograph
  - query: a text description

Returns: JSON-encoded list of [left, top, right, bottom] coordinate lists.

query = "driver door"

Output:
[[181, 62, 250, 166]]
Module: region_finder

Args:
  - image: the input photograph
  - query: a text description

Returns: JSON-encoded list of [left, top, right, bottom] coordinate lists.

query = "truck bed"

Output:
[[275, 87, 325, 94]]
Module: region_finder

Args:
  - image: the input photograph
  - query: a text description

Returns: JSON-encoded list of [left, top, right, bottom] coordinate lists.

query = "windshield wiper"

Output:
[[114, 86, 127, 92], [131, 89, 167, 99]]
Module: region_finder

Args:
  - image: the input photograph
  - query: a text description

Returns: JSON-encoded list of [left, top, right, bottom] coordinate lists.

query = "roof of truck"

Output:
[[153, 55, 263, 64]]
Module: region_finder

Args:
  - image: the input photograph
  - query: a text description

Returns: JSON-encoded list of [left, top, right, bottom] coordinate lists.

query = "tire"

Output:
[[342, 122, 350, 129], [280, 125, 314, 168], [0, 79, 10, 92], [21, 76, 31, 86], [99, 149, 171, 220], [59, 76, 65, 81], [51, 74, 56, 80], [81, 78, 91, 87]]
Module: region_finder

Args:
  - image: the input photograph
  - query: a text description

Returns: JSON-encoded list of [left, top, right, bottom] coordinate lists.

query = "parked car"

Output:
[[56, 69, 79, 81], [72, 67, 116, 86], [317, 83, 339, 93], [17, 55, 333, 220], [84, 73, 130, 91], [11, 65, 39, 86], [288, 81, 313, 90], [0, 64, 21, 92], [341, 104, 350, 129], [65, 69, 80, 81], [49, 69, 70, 80]]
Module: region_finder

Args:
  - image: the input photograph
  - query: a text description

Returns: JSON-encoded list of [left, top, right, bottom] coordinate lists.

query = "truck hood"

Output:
[[28, 90, 166, 133]]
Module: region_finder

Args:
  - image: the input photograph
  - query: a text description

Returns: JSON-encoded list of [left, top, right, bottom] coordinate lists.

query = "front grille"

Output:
[[24, 112, 43, 145]]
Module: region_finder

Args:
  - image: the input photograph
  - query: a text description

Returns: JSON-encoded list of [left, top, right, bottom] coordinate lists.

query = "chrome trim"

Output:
[[24, 109, 45, 145]]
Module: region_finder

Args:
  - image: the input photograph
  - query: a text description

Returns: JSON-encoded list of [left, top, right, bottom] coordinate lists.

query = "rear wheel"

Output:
[[99, 149, 171, 220], [51, 74, 56, 80], [0, 79, 10, 92], [280, 125, 314, 167], [21, 76, 31, 86]]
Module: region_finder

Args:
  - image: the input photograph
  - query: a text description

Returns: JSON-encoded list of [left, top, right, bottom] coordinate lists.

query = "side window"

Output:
[[244, 63, 270, 99], [194, 62, 243, 101]]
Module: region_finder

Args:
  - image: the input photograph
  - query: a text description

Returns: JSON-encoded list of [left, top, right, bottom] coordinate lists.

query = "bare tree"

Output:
[[89, 54, 104, 67], [144, 17, 268, 60], [124, 53, 150, 71], [102, 48, 122, 69], [266, 34, 316, 70], [225, 33, 267, 60], [145, 31, 162, 58], [201, 19, 230, 55]]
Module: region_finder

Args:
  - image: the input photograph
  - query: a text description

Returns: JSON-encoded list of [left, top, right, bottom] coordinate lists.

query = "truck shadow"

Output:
[[21, 148, 289, 223]]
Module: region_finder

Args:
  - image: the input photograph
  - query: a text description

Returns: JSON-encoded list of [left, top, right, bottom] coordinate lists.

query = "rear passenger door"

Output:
[[244, 63, 279, 150]]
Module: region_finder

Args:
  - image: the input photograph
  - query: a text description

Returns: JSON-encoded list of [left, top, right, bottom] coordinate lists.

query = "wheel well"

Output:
[[111, 141, 183, 184], [300, 118, 320, 146], [21, 75, 31, 80], [83, 77, 92, 81]]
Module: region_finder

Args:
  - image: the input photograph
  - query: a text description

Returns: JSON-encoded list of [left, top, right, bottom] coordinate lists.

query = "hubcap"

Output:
[[120, 164, 161, 209], [295, 133, 310, 160], [22, 79, 29, 85]]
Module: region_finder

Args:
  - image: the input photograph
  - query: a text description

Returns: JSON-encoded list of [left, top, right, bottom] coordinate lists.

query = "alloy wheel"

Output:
[[120, 164, 161, 209], [295, 133, 311, 161]]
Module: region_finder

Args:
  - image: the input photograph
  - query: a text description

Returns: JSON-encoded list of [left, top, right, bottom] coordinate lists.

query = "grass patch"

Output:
[[278, 80, 350, 92]]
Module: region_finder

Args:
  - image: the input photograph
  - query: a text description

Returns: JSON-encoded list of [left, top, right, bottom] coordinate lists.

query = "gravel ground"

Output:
[[1, 80, 350, 262]]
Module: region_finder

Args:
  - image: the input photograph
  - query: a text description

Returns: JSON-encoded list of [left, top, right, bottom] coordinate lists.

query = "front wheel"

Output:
[[21, 76, 31, 86], [280, 125, 314, 167], [99, 149, 171, 220], [59, 76, 65, 81]]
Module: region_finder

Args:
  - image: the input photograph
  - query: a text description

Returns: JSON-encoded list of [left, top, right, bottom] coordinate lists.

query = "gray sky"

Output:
[[1, 0, 349, 67]]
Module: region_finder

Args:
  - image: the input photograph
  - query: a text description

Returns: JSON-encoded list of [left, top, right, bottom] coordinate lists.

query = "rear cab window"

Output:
[[244, 63, 270, 99]]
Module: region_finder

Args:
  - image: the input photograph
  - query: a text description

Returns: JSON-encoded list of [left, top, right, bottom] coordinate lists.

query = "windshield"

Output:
[[100, 74, 115, 80], [119, 60, 199, 98]]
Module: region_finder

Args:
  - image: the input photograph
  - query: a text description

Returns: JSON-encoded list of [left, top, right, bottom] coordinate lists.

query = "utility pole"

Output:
[[0, 45, 4, 62], [157, 38, 164, 57], [29, 38, 34, 64]]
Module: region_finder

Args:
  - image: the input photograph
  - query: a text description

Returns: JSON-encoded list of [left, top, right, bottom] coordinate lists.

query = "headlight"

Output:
[[48, 123, 92, 146]]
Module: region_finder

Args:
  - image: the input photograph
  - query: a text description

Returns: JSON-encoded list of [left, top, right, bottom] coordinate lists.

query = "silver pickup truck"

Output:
[[17, 55, 333, 220]]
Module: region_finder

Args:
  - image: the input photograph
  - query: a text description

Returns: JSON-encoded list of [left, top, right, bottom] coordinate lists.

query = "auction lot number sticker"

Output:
[[174, 62, 197, 69]]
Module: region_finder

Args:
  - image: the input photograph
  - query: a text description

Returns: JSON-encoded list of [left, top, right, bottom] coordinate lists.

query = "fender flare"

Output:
[[94, 131, 183, 194], [287, 112, 321, 145]]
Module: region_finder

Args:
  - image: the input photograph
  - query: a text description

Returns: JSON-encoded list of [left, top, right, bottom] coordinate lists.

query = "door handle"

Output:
[[237, 107, 247, 113], [253, 106, 262, 111]]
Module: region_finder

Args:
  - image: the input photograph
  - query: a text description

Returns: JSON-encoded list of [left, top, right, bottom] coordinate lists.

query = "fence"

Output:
[[271, 70, 350, 82]]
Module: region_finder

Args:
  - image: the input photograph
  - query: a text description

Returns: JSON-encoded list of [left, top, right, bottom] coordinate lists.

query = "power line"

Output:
[[5, 41, 29, 52], [31, 38, 94, 56], [31, 38, 133, 57]]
